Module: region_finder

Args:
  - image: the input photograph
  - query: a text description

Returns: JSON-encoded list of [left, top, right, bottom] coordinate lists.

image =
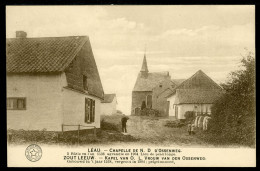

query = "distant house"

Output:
[[100, 94, 117, 115], [131, 54, 184, 116], [167, 70, 223, 119], [152, 79, 185, 116], [6, 31, 104, 131]]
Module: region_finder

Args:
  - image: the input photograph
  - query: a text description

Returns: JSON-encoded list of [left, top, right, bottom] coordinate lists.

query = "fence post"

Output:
[[61, 124, 64, 134], [77, 124, 80, 145]]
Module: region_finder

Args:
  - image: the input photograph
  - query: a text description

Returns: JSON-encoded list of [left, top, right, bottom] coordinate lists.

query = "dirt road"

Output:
[[102, 115, 212, 147]]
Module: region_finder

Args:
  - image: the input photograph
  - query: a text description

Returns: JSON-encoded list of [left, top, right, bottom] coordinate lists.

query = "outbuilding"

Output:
[[167, 70, 223, 119], [100, 94, 117, 115]]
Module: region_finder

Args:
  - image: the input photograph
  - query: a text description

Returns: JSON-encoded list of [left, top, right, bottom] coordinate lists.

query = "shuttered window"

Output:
[[7, 98, 26, 110], [85, 98, 95, 123]]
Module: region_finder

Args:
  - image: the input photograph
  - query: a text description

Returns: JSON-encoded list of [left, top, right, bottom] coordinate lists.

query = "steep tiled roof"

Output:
[[6, 36, 87, 73], [175, 70, 222, 90], [167, 70, 223, 103], [175, 89, 223, 104], [6, 35, 104, 99], [101, 94, 116, 103], [133, 71, 171, 91]]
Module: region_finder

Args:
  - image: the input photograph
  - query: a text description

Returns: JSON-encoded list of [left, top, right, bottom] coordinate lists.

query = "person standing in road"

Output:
[[121, 115, 129, 133]]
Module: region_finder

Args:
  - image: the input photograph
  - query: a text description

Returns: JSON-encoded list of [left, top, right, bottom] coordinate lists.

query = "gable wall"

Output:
[[61, 87, 101, 131], [65, 42, 104, 98], [7, 73, 63, 131], [152, 80, 175, 116], [153, 89, 173, 116], [100, 98, 117, 115], [167, 94, 178, 117]]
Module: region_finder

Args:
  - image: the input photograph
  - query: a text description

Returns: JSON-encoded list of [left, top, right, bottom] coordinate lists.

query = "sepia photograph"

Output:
[[6, 5, 255, 167]]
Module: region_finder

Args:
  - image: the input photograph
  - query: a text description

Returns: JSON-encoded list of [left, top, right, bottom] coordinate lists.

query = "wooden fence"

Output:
[[61, 124, 96, 145]]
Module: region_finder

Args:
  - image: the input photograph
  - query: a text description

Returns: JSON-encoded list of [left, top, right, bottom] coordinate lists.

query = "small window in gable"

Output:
[[83, 75, 88, 90], [159, 84, 162, 88]]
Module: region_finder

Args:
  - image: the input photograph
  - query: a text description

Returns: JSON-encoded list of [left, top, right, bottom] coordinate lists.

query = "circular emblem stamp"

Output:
[[25, 144, 42, 162]]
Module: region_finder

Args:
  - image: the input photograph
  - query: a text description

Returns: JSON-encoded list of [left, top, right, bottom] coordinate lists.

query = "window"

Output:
[[85, 98, 95, 123], [159, 85, 162, 88], [7, 98, 26, 110], [83, 75, 88, 90]]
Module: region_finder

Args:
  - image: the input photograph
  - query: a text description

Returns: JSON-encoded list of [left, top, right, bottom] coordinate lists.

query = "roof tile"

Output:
[[176, 89, 224, 104], [133, 72, 171, 91], [6, 36, 87, 73]]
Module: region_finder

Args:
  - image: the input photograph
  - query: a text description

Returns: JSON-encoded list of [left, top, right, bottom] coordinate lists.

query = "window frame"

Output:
[[85, 97, 95, 123], [7, 97, 26, 110]]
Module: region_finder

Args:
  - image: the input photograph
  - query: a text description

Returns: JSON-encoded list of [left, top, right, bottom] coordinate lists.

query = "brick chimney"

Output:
[[16, 31, 27, 38]]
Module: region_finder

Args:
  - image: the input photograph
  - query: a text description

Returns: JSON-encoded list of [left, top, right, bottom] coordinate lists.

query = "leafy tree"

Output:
[[205, 51, 255, 146]]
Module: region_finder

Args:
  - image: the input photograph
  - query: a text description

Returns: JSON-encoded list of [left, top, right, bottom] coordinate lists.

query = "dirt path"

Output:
[[101, 115, 213, 147], [126, 116, 212, 147]]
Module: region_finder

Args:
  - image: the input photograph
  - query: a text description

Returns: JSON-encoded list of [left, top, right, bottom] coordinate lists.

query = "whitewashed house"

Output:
[[6, 31, 104, 131], [100, 94, 117, 115], [167, 70, 223, 119]]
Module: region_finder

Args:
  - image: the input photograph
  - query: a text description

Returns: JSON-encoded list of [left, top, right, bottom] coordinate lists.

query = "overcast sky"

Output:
[[6, 5, 255, 115]]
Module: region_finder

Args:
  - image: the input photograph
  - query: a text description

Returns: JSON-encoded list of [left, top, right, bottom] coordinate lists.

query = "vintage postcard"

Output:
[[6, 5, 256, 167]]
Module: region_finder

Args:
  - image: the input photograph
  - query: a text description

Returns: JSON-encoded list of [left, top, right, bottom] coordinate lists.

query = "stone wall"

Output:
[[153, 89, 173, 117], [152, 79, 175, 116]]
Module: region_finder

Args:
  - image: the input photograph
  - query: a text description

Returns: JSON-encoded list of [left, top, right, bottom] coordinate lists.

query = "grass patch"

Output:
[[164, 120, 186, 128], [7, 115, 139, 145]]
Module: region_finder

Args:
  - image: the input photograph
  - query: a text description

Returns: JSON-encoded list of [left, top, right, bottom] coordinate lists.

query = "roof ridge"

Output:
[[166, 70, 221, 98], [199, 70, 223, 89], [60, 37, 89, 71], [173, 71, 198, 90], [6, 35, 89, 40], [173, 70, 221, 90], [105, 93, 116, 96], [150, 71, 169, 74]]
